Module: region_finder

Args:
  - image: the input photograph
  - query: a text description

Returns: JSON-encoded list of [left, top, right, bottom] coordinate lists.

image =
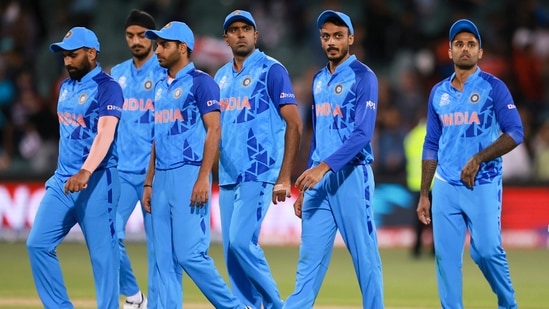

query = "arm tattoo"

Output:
[[420, 160, 437, 196], [474, 133, 518, 163]]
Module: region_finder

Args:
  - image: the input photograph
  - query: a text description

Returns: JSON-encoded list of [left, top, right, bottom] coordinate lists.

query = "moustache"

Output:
[[327, 47, 338, 52]]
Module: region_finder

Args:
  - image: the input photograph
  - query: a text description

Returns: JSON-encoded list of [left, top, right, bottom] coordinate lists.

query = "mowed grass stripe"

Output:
[[1, 242, 548, 308]]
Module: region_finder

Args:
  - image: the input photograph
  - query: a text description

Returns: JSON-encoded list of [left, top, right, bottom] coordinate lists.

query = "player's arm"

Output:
[[274, 106, 302, 203], [417, 89, 440, 225], [64, 115, 119, 194], [191, 110, 220, 207], [142, 142, 156, 213], [461, 80, 524, 188], [266, 64, 303, 203]]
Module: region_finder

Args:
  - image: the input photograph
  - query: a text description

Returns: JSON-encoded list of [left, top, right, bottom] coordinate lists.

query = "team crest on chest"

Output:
[[334, 84, 343, 95], [469, 92, 480, 104], [173, 88, 182, 99], [242, 77, 252, 87], [78, 93, 88, 104], [144, 80, 153, 90]]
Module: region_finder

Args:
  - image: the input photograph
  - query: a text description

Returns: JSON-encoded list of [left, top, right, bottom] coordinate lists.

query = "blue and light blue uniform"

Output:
[[423, 67, 522, 309], [110, 55, 163, 307], [284, 55, 383, 309], [214, 49, 296, 309], [151, 62, 243, 309], [26, 65, 123, 309]]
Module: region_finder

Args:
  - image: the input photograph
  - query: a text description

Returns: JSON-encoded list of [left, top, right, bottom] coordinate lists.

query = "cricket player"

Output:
[[26, 27, 123, 309], [214, 10, 302, 309], [284, 10, 384, 309], [417, 19, 522, 309], [141, 21, 252, 309], [110, 9, 164, 309]]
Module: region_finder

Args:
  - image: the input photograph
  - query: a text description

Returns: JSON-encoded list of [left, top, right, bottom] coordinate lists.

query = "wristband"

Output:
[[144, 184, 152, 188], [274, 184, 291, 195]]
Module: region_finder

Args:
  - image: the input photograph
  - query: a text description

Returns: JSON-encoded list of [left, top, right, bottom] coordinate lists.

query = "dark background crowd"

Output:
[[1, 0, 549, 184]]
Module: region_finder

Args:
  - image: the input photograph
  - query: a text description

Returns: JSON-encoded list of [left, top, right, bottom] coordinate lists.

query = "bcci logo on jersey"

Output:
[[78, 93, 88, 104], [469, 92, 480, 104], [144, 80, 153, 90], [173, 88, 182, 99], [242, 77, 252, 87]]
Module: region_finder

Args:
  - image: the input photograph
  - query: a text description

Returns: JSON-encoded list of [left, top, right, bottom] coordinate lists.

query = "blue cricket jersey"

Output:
[[153, 62, 220, 170], [55, 65, 123, 181], [110, 56, 164, 174], [310, 55, 378, 172], [214, 49, 297, 186], [423, 67, 524, 186]]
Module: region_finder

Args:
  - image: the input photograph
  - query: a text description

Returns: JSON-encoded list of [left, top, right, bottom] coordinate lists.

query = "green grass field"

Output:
[[0, 242, 547, 308]]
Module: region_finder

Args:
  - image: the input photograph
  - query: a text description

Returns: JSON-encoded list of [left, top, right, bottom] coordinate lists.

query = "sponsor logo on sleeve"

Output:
[[279, 92, 295, 99]]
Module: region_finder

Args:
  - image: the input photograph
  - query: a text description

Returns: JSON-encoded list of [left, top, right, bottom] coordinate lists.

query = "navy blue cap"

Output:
[[317, 10, 354, 35], [50, 27, 100, 53], [223, 10, 257, 32], [145, 21, 195, 51], [449, 19, 482, 47]]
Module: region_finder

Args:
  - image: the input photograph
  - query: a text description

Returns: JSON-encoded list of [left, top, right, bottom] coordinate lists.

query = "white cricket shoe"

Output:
[[123, 292, 147, 309]]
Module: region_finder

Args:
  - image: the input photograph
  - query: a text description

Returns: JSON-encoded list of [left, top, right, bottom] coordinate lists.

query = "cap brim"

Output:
[[49, 42, 84, 53], [223, 16, 254, 31], [144, 30, 161, 40]]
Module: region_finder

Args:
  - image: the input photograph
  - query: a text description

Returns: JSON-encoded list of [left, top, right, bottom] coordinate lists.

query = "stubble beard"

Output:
[[67, 58, 92, 81]]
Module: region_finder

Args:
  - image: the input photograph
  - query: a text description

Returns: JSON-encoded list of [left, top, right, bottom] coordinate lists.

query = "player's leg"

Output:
[[116, 172, 141, 301], [219, 184, 262, 308], [464, 180, 517, 309], [284, 182, 336, 309], [172, 165, 243, 309], [431, 178, 467, 309], [226, 181, 282, 308], [330, 165, 383, 309], [26, 176, 77, 309], [150, 169, 182, 308], [142, 200, 160, 308], [77, 168, 120, 309]]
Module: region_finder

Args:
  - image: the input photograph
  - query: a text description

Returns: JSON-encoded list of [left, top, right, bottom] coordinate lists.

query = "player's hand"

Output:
[[416, 195, 432, 225], [190, 176, 209, 207], [272, 183, 291, 204], [461, 155, 481, 188], [142, 186, 152, 213], [64, 169, 91, 195], [295, 162, 330, 192], [293, 192, 304, 218]]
